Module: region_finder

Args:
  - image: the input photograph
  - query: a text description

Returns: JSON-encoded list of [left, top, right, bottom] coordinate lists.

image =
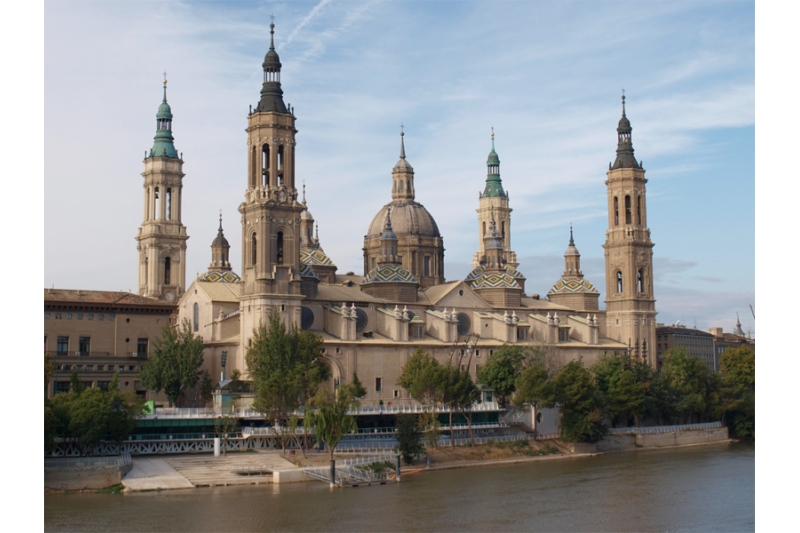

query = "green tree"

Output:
[[105, 372, 146, 454], [591, 353, 656, 428], [200, 370, 214, 406], [440, 365, 480, 447], [70, 368, 85, 394], [398, 348, 444, 448], [552, 360, 607, 443], [661, 347, 719, 424], [719, 346, 755, 437], [476, 345, 528, 408], [139, 319, 205, 406], [214, 400, 240, 456], [246, 312, 329, 454], [306, 388, 359, 462], [395, 414, 425, 464], [349, 372, 367, 399], [513, 362, 554, 437]]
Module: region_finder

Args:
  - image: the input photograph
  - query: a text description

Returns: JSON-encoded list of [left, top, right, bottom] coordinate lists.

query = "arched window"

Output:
[[276, 232, 284, 265], [637, 196, 642, 225], [144, 256, 148, 285], [614, 197, 619, 226], [164, 257, 171, 285], [616, 271, 623, 293], [277, 145, 284, 186], [637, 269, 644, 293], [625, 195, 632, 224], [251, 233, 257, 267], [262, 144, 270, 187], [193, 303, 199, 332], [483, 221, 487, 236], [406, 180, 411, 193], [166, 188, 172, 221], [501, 221, 505, 239], [399, 180, 404, 192], [154, 187, 160, 219]]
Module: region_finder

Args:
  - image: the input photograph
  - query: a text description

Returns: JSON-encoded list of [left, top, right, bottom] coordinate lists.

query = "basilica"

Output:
[[135, 23, 657, 404]]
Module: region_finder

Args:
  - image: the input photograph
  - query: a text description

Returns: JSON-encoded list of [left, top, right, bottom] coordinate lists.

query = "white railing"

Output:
[[607, 421, 723, 436], [447, 433, 528, 447]]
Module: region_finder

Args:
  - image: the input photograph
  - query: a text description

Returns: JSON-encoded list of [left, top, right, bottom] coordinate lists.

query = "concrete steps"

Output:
[[164, 454, 296, 487]]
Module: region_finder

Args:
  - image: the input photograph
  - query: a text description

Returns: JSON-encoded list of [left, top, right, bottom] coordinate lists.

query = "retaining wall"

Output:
[[45, 462, 132, 491]]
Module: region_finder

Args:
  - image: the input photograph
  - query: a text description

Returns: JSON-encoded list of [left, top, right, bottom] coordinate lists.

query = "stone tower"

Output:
[[472, 131, 517, 268], [548, 226, 600, 312], [136, 77, 189, 303], [603, 95, 657, 365], [238, 22, 305, 340]]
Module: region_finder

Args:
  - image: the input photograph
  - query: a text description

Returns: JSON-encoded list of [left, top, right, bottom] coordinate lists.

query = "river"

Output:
[[45, 441, 754, 532]]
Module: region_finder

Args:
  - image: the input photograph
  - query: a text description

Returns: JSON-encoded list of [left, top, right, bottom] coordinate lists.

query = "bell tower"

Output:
[[473, 130, 517, 268], [135, 76, 189, 303], [603, 94, 657, 365], [239, 21, 305, 338]]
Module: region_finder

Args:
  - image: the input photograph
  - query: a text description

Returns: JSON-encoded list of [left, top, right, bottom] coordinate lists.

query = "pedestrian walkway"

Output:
[[122, 458, 195, 491], [164, 453, 297, 487]]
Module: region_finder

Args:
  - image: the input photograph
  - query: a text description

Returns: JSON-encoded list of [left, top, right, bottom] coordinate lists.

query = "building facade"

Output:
[[171, 23, 655, 407], [44, 289, 175, 398], [655, 325, 715, 371]]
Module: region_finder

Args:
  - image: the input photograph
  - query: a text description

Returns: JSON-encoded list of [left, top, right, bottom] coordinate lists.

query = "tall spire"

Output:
[[483, 128, 505, 198], [611, 91, 639, 170], [392, 127, 415, 200], [569, 223, 575, 247], [149, 75, 178, 159], [209, 212, 232, 272], [400, 125, 406, 159], [256, 19, 287, 113]]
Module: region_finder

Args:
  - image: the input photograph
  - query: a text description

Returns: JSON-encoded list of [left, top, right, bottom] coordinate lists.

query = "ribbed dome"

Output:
[[367, 200, 441, 239], [212, 232, 229, 248], [301, 208, 314, 221], [157, 101, 173, 120], [617, 115, 631, 130], [263, 48, 281, 71], [487, 148, 500, 166]]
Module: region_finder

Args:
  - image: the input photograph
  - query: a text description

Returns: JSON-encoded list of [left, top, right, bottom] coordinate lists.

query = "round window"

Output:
[[355, 308, 368, 332], [301, 306, 315, 330], [456, 313, 471, 336]]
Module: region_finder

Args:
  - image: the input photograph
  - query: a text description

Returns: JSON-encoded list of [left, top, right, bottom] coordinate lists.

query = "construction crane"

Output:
[[749, 304, 755, 320]]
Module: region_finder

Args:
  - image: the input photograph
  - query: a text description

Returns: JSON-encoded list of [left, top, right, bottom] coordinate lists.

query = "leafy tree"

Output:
[[552, 360, 607, 443], [200, 370, 214, 406], [70, 368, 85, 394], [350, 372, 367, 399], [139, 319, 205, 406], [230, 369, 242, 381], [306, 388, 359, 462], [476, 345, 528, 407], [440, 365, 480, 447], [105, 372, 146, 454], [591, 353, 656, 427], [395, 414, 425, 464], [246, 312, 329, 453], [513, 362, 554, 436], [719, 346, 755, 437], [660, 347, 719, 424], [398, 348, 445, 448], [67, 387, 111, 455]]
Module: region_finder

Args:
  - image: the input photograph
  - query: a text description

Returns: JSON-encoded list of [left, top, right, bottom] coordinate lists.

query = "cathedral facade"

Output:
[[138, 24, 657, 405]]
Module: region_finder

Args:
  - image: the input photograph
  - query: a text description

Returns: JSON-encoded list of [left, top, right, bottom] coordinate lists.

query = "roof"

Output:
[[194, 281, 241, 302], [363, 264, 417, 284], [656, 326, 714, 338], [316, 283, 383, 303], [43, 289, 175, 309], [548, 278, 598, 295], [367, 200, 441, 239]]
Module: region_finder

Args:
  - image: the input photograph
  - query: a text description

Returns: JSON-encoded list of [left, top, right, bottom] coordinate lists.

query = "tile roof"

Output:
[[43, 288, 174, 308]]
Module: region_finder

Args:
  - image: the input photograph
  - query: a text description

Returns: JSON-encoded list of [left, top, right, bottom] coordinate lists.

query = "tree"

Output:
[[476, 345, 528, 408], [306, 388, 359, 462], [45, 353, 55, 396], [719, 346, 755, 438], [440, 365, 480, 447], [591, 353, 655, 428], [105, 372, 146, 454], [200, 370, 214, 406], [349, 372, 367, 399], [513, 362, 554, 436], [139, 319, 205, 407], [395, 414, 425, 464], [246, 311, 329, 454], [214, 400, 240, 456], [660, 347, 719, 424], [398, 348, 444, 448], [70, 368, 85, 394], [552, 360, 607, 443]]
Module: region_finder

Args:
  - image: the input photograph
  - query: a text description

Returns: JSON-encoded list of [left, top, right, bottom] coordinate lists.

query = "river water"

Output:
[[45, 441, 754, 532]]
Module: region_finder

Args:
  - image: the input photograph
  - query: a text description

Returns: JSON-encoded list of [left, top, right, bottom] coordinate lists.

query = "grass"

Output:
[[366, 460, 395, 473], [94, 484, 125, 494]]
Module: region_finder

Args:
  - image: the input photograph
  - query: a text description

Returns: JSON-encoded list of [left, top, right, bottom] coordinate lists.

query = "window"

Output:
[[88, 314, 94, 320], [559, 329, 570, 342], [57, 336, 69, 356], [137, 338, 148, 356], [86, 365, 94, 371], [276, 232, 284, 264], [489, 350, 494, 356], [164, 257, 171, 285], [54, 381, 70, 394], [45, 312, 50, 319], [193, 303, 199, 332], [484, 390, 493, 402], [625, 195, 632, 224], [637, 269, 644, 293], [637, 195, 642, 224], [66, 313, 72, 320], [118, 365, 125, 372], [424, 256, 431, 277], [375, 377, 382, 392], [393, 390, 400, 398], [614, 197, 619, 226], [616, 271, 623, 293], [517, 328, 528, 341], [251, 233, 257, 266], [97, 381, 110, 392], [166, 188, 172, 221], [411, 325, 424, 339], [78, 337, 90, 355], [55, 313, 62, 319], [77, 314, 83, 320], [475, 350, 480, 357], [98, 314, 104, 321], [109, 314, 114, 321]]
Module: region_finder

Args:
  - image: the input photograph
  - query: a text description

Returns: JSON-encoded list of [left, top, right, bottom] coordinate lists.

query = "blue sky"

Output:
[[43, 0, 755, 334]]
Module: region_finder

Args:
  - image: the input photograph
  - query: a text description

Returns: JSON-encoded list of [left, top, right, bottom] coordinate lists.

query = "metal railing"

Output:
[[607, 421, 723, 436], [45, 453, 131, 471]]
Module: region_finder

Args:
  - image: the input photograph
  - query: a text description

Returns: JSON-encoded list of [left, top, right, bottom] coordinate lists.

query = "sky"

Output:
[[43, 0, 755, 335]]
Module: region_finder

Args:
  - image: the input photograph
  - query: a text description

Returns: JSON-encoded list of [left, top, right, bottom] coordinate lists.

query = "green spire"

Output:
[[482, 128, 505, 198], [149, 75, 178, 159]]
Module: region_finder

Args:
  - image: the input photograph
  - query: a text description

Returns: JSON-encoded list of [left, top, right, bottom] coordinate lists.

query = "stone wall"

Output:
[[45, 462, 133, 491]]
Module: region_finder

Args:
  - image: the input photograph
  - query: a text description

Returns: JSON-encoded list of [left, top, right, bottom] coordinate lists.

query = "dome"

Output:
[[565, 243, 579, 257], [548, 278, 598, 295], [363, 264, 417, 284], [300, 247, 334, 266], [393, 158, 414, 172], [367, 200, 441, 239], [263, 48, 281, 71], [199, 270, 241, 283], [157, 101, 173, 120], [301, 208, 314, 221], [487, 148, 500, 166], [617, 115, 631, 130], [212, 232, 229, 248]]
